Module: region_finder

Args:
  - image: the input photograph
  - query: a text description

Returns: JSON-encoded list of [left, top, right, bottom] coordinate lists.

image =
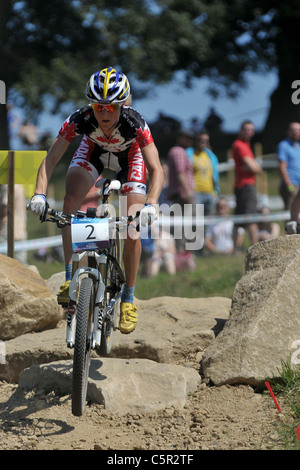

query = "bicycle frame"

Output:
[[28, 178, 139, 416], [66, 250, 106, 349]]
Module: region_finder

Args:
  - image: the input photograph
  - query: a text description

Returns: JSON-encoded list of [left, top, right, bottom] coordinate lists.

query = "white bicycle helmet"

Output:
[[86, 66, 130, 104]]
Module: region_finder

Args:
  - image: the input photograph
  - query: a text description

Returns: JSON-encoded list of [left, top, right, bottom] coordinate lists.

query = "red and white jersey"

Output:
[[59, 105, 154, 189]]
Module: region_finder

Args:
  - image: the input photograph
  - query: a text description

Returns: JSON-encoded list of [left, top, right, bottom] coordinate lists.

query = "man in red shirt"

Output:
[[231, 120, 262, 246]]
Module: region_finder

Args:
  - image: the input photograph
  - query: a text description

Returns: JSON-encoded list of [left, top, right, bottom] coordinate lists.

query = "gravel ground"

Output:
[[0, 379, 286, 451]]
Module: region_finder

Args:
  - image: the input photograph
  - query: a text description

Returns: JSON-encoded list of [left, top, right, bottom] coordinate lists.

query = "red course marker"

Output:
[[295, 425, 300, 444], [265, 381, 282, 413]]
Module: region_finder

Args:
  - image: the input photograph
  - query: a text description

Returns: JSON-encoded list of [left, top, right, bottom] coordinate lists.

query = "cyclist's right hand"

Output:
[[29, 194, 48, 219]]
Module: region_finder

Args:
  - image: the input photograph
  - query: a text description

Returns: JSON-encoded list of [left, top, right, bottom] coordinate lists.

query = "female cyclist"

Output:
[[29, 67, 164, 334]]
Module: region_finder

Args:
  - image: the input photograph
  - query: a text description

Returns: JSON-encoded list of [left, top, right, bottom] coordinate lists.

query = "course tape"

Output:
[[0, 235, 62, 253]]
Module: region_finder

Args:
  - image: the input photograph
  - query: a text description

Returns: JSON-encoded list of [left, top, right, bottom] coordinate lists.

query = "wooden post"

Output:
[[7, 151, 14, 258], [227, 149, 234, 191]]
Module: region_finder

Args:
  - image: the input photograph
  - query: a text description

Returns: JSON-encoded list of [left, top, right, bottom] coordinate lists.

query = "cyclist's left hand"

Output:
[[140, 204, 158, 226]]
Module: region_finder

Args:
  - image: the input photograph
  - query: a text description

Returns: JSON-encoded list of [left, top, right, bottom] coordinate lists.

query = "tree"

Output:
[[1, 1, 300, 150]]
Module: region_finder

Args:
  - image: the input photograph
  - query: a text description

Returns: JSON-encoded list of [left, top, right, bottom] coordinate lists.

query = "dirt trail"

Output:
[[0, 378, 285, 451]]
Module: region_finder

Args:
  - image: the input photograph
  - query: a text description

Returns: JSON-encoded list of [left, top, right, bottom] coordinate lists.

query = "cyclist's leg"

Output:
[[123, 192, 145, 287], [57, 148, 100, 304], [115, 146, 147, 332], [117, 147, 147, 293], [62, 136, 102, 266], [119, 191, 145, 333], [62, 166, 96, 264]]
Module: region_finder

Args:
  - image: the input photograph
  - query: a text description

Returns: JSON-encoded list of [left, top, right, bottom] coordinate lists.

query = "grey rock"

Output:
[[18, 358, 201, 415], [201, 236, 300, 387]]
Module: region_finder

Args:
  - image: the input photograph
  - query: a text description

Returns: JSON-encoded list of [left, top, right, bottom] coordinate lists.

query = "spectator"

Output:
[[39, 131, 53, 151], [231, 120, 262, 247], [140, 223, 176, 277], [186, 131, 220, 216], [18, 119, 39, 148], [205, 197, 244, 255], [204, 107, 223, 133], [257, 206, 280, 241], [0, 184, 28, 264], [167, 130, 195, 207], [7, 103, 20, 138], [175, 240, 196, 271], [278, 122, 300, 210], [151, 224, 176, 276], [167, 130, 195, 252]]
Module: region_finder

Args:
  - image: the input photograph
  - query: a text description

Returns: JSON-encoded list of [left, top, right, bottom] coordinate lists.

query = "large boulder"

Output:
[[112, 296, 231, 363], [201, 235, 300, 387], [0, 255, 64, 341], [0, 296, 231, 383], [18, 358, 201, 415], [0, 325, 71, 383]]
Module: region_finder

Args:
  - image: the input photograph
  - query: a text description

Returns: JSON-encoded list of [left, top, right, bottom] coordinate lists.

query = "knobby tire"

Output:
[[72, 277, 94, 416], [99, 229, 122, 356]]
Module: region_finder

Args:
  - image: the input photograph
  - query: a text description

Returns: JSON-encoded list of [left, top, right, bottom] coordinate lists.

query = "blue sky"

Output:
[[11, 70, 278, 148], [134, 71, 278, 133]]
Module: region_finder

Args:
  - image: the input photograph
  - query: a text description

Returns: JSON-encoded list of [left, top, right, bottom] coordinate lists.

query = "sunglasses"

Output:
[[91, 103, 121, 112]]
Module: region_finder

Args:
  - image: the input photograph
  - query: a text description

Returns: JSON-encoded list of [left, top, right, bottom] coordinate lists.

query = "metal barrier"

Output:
[[0, 208, 290, 254]]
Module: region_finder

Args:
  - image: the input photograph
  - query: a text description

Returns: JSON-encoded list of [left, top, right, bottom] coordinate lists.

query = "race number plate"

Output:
[[71, 217, 109, 252]]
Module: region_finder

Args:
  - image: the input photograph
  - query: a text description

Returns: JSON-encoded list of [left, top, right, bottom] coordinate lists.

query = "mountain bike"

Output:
[[29, 179, 139, 416]]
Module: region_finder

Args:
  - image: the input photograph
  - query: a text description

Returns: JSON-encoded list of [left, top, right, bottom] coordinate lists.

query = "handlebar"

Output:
[[27, 204, 140, 230], [27, 178, 140, 229]]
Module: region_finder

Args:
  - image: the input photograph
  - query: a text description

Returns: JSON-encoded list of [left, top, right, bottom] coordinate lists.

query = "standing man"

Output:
[[278, 122, 300, 210], [186, 131, 220, 216], [29, 67, 164, 334], [167, 130, 195, 252], [167, 130, 194, 208], [231, 120, 262, 246]]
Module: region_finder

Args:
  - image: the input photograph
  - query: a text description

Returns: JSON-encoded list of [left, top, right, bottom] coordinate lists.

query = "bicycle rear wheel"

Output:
[[72, 277, 94, 416], [99, 228, 123, 355]]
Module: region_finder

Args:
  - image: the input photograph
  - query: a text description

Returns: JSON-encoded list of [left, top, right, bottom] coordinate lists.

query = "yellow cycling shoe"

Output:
[[57, 280, 70, 306], [119, 302, 138, 334]]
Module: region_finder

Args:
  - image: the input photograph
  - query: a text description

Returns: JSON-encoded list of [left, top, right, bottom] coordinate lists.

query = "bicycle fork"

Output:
[[66, 252, 106, 349]]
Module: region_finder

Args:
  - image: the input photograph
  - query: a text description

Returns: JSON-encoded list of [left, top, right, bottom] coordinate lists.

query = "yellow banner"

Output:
[[0, 150, 46, 184]]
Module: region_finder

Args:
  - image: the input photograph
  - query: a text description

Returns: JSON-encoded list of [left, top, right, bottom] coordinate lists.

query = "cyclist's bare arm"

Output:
[[35, 135, 70, 194], [141, 142, 164, 205]]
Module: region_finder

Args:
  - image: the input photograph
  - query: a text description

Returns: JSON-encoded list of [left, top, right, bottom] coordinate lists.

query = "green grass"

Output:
[[135, 252, 246, 300], [29, 256, 65, 279], [28, 247, 246, 299]]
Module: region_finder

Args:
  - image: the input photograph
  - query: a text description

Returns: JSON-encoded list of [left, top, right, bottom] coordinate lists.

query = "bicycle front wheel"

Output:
[[99, 228, 123, 356], [72, 277, 94, 416]]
